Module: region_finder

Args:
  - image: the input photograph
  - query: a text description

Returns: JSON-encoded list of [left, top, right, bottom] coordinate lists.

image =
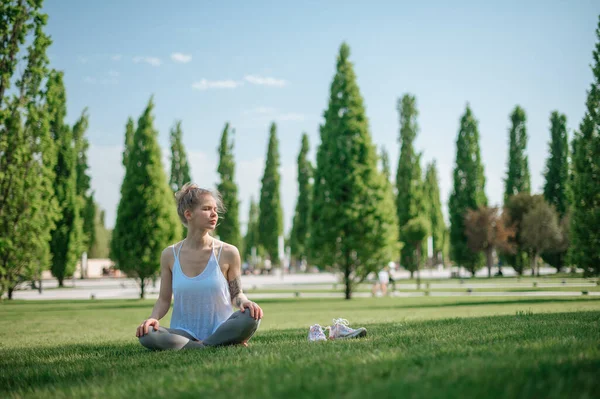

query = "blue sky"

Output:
[[43, 0, 599, 232]]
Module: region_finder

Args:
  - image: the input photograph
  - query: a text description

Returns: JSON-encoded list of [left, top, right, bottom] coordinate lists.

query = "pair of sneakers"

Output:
[[308, 318, 367, 342]]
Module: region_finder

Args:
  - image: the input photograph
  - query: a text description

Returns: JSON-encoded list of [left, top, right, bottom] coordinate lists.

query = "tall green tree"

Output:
[[395, 94, 426, 276], [0, 2, 57, 299], [111, 98, 182, 298], [88, 205, 111, 259], [542, 111, 571, 271], [123, 117, 135, 168], [216, 122, 241, 247], [424, 161, 447, 264], [310, 43, 398, 299], [449, 105, 487, 275], [504, 106, 531, 203], [258, 123, 284, 264], [243, 197, 261, 264], [570, 16, 600, 277], [72, 108, 95, 256], [521, 200, 561, 277], [290, 133, 313, 262], [169, 120, 191, 193], [48, 71, 84, 287], [380, 146, 391, 183]]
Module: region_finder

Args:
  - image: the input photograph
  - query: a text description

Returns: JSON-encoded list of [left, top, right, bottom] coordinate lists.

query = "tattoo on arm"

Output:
[[228, 276, 243, 306]]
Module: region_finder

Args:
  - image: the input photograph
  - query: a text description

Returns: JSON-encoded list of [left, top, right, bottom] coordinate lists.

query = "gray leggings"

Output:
[[139, 310, 260, 350]]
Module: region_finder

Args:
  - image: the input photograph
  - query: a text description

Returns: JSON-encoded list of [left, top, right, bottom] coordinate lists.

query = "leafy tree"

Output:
[[310, 43, 398, 299], [111, 98, 182, 298], [449, 105, 487, 274], [243, 197, 262, 265], [542, 111, 571, 271], [402, 217, 430, 288], [215, 122, 241, 247], [258, 123, 284, 264], [169, 120, 192, 193], [0, 2, 57, 298], [395, 94, 426, 276], [424, 161, 446, 265], [570, 16, 600, 277], [48, 71, 84, 287], [504, 106, 531, 203], [503, 193, 545, 275], [464, 206, 515, 278], [290, 133, 312, 263], [521, 201, 561, 276]]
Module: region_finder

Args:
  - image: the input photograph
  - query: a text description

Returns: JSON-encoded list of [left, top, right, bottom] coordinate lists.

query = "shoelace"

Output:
[[332, 318, 349, 326]]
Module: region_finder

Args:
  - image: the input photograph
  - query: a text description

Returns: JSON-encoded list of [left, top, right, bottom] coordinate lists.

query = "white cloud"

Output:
[[192, 79, 241, 90], [171, 52, 192, 63], [244, 75, 287, 87], [111, 54, 122, 61], [133, 56, 162, 66], [244, 107, 276, 115], [108, 69, 120, 77], [277, 113, 305, 121]]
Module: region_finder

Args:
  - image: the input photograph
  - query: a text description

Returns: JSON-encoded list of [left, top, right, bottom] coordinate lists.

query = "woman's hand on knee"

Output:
[[136, 318, 159, 337]]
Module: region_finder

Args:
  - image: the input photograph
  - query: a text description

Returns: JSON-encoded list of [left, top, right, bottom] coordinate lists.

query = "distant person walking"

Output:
[[136, 183, 263, 350], [372, 266, 390, 297]]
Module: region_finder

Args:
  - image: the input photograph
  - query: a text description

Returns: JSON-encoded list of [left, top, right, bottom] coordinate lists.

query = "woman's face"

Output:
[[186, 194, 218, 230]]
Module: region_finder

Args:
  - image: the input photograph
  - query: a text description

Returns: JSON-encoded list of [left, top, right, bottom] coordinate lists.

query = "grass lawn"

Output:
[[1, 296, 599, 398]]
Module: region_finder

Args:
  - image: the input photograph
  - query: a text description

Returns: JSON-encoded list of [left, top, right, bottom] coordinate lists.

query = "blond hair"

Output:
[[174, 183, 225, 227]]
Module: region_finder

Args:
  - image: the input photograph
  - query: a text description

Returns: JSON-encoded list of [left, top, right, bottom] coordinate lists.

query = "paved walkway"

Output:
[[7, 267, 598, 301]]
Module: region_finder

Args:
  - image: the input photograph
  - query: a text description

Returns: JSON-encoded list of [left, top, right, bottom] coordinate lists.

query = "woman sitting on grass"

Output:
[[136, 183, 263, 350]]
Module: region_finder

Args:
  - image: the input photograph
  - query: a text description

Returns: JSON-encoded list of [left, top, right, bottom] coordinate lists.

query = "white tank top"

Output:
[[169, 239, 233, 340]]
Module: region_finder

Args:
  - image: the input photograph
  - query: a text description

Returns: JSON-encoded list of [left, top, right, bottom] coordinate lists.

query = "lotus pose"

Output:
[[137, 183, 263, 350]]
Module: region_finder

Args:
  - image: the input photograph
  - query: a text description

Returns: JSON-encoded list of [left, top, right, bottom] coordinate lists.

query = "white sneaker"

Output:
[[308, 324, 328, 342], [329, 318, 367, 340]]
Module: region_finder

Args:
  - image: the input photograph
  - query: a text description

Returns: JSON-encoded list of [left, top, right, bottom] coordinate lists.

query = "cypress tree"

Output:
[[72, 108, 95, 256], [380, 146, 391, 183], [290, 133, 313, 262], [542, 111, 570, 271], [169, 120, 192, 193], [243, 197, 260, 264], [216, 122, 241, 247], [258, 123, 284, 264], [123, 117, 135, 168], [48, 70, 84, 287], [424, 161, 446, 264], [111, 98, 182, 298], [504, 105, 531, 203], [0, 4, 57, 298], [449, 105, 487, 275], [395, 94, 426, 276], [570, 16, 600, 276], [310, 43, 398, 299]]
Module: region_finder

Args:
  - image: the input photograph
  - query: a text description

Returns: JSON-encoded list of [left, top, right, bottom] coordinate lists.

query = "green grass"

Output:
[[2, 296, 600, 398]]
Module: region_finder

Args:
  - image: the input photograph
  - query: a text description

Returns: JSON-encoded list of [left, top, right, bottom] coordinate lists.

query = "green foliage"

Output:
[[542, 111, 571, 270], [503, 193, 546, 275], [215, 122, 241, 248], [570, 16, 600, 277], [111, 98, 182, 298], [290, 133, 313, 261], [395, 94, 426, 273], [123, 117, 135, 167], [521, 200, 561, 276], [88, 206, 111, 259], [424, 161, 447, 263], [449, 105, 487, 274], [72, 108, 95, 254], [243, 197, 262, 263], [0, 2, 57, 298], [310, 43, 398, 299], [258, 123, 284, 263], [48, 70, 84, 287], [504, 106, 531, 203], [168, 120, 192, 193]]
